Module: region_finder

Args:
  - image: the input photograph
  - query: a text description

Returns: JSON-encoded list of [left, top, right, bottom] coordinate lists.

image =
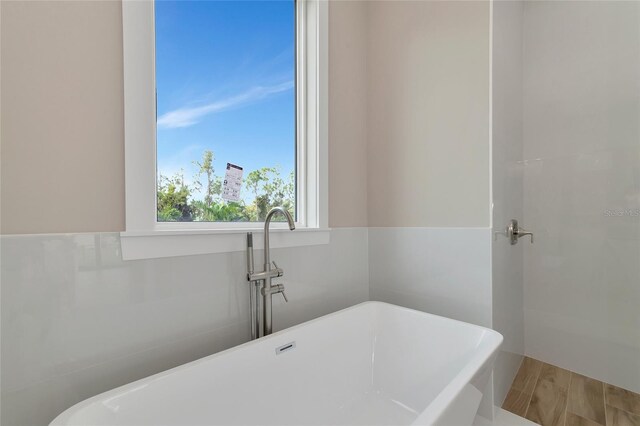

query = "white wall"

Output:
[[522, 0, 640, 393], [0, 229, 370, 426], [369, 228, 492, 328], [491, 0, 525, 407]]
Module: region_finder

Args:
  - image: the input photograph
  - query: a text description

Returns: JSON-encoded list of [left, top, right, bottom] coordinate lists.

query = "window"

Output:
[[121, 0, 328, 259], [155, 1, 297, 224]]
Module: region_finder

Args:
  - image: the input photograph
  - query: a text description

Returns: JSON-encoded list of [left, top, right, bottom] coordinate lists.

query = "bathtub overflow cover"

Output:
[[275, 341, 296, 355]]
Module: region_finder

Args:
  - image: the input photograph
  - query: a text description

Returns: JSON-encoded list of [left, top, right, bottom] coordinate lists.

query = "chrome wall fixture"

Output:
[[507, 219, 534, 245], [246, 207, 295, 339]]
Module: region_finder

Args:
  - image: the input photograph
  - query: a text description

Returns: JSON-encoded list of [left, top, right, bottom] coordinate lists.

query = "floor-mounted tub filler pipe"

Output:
[[246, 207, 295, 339]]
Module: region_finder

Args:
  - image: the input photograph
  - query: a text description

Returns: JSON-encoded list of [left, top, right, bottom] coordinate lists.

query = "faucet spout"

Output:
[[263, 207, 295, 269]]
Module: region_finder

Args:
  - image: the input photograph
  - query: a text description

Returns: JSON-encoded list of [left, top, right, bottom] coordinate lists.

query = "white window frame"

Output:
[[120, 0, 329, 260]]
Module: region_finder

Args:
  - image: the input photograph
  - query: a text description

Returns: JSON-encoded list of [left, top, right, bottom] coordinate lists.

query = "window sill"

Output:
[[120, 227, 331, 260]]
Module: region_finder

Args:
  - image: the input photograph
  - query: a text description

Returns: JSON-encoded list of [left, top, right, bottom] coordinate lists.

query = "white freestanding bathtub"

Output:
[[51, 302, 502, 426]]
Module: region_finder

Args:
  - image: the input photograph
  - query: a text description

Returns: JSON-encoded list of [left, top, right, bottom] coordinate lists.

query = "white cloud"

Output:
[[157, 81, 294, 129]]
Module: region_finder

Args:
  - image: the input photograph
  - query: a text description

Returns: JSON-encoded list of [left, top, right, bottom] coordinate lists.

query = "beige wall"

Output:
[[1, 0, 125, 234], [366, 0, 491, 227], [1, 0, 490, 234], [328, 0, 368, 227], [0, 0, 370, 234]]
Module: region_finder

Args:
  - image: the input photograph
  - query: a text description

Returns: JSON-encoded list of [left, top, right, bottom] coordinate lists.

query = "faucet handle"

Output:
[[517, 229, 534, 244], [273, 283, 288, 302], [272, 261, 284, 277]]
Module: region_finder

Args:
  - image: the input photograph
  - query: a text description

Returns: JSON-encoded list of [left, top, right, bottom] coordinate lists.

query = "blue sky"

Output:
[[155, 0, 295, 200]]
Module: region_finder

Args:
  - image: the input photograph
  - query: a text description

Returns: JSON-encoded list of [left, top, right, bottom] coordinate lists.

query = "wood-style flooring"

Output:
[[502, 357, 640, 426]]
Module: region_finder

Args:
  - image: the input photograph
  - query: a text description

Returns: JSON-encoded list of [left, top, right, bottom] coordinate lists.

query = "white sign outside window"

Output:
[[222, 163, 243, 202]]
